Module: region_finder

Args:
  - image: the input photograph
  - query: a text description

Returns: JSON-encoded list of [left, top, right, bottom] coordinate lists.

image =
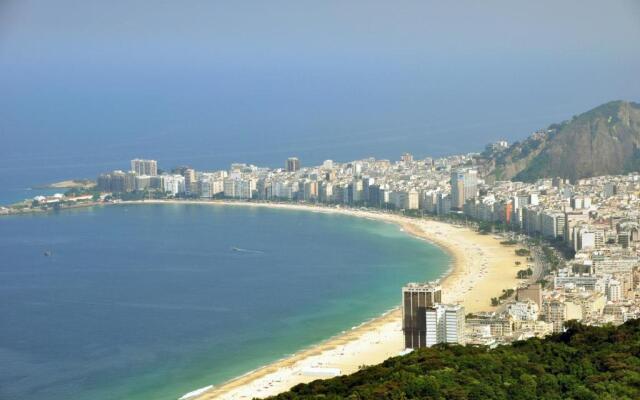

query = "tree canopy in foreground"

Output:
[[267, 319, 640, 400]]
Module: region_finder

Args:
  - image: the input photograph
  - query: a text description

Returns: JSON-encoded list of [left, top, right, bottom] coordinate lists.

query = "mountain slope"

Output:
[[268, 320, 640, 400], [483, 100, 640, 182]]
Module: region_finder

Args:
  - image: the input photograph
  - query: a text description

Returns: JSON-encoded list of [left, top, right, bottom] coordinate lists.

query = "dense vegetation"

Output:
[[491, 288, 516, 306], [542, 245, 563, 272], [268, 320, 640, 400]]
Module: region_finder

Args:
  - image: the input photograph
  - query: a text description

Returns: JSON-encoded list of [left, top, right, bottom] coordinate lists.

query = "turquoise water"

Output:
[[0, 204, 450, 400]]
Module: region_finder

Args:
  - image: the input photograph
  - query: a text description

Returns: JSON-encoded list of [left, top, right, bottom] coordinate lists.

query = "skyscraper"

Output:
[[441, 304, 465, 345], [286, 157, 300, 172], [424, 304, 465, 347], [450, 169, 477, 210], [131, 159, 158, 176], [424, 306, 441, 347], [402, 282, 442, 349]]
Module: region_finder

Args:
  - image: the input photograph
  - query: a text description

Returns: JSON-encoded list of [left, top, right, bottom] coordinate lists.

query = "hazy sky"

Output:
[[1, 0, 639, 176]]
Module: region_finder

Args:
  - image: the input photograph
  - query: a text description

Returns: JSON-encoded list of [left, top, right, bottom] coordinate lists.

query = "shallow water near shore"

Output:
[[0, 203, 449, 400]]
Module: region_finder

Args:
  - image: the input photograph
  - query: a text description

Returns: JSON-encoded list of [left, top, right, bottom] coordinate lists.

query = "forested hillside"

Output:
[[268, 319, 640, 400]]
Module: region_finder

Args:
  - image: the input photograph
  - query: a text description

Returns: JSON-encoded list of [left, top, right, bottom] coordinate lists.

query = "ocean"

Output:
[[0, 203, 450, 400]]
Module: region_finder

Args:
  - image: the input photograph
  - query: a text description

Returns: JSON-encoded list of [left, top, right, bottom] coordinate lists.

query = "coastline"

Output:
[[117, 199, 524, 400]]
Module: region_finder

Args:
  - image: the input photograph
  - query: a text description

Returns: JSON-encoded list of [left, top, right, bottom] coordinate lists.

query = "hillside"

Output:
[[267, 319, 640, 400], [482, 101, 640, 182]]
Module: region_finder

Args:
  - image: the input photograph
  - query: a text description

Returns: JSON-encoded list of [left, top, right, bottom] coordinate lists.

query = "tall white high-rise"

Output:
[[131, 159, 158, 176], [442, 304, 465, 345], [425, 307, 441, 347], [424, 304, 466, 347]]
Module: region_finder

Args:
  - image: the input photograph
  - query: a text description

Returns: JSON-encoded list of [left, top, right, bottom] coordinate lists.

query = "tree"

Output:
[[478, 221, 492, 234], [517, 268, 533, 279], [269, 320, 640, 400]]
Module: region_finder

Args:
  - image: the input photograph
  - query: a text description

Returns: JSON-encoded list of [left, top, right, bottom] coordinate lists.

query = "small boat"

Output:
[[44, 250, 52, 257]]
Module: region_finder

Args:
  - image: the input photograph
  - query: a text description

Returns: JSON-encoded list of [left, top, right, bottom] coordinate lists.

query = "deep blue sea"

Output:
[[0, 203, 449, 400]]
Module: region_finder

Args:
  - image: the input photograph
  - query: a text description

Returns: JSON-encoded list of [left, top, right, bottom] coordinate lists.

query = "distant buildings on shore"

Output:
[[27, 146, 640, 342]]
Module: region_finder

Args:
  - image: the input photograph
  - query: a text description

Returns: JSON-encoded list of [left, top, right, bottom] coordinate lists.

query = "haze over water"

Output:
[[1, 1, 640, 203], [0, 204, 449, 400]]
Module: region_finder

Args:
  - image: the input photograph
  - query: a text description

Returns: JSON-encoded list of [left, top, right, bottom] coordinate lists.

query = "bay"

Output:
[[0, 204, 449, 400]]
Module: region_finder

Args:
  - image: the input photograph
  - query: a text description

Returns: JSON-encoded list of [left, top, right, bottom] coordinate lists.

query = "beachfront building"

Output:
[[443, 304, 466, 344], [402, 282, 442, 349], [161, 174, 186, 196], [425, 306, 440, 347], [131, 158, 158, 176], [198, 173, 225, 198], [183, 168, 197, 195], [96, 170, 136, 193], [425, 303, 466, 347], [223, 177, 256, 199], [134, 175, 151, 191]]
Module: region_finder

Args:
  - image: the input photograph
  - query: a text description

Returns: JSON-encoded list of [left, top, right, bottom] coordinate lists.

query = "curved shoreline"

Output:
[[115, 199, 522, 400]]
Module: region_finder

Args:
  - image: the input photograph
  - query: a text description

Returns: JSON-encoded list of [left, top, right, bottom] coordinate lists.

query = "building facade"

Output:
[[402, 282, 442, 349], [131, 159, 158, 176]]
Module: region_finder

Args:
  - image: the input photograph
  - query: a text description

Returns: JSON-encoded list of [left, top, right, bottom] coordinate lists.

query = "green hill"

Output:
[[482, 100, 640, 182], [267, 319, 640, 400]]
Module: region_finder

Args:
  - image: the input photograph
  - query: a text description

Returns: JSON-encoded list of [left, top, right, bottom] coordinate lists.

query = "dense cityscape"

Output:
[[5, 139, 640, 353]]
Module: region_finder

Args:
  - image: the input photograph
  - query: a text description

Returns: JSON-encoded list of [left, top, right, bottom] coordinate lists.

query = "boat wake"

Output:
[[231, 247, 264, 254]]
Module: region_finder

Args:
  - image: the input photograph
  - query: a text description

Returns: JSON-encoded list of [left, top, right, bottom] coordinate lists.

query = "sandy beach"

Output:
[[123, 200, 524, 400]]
